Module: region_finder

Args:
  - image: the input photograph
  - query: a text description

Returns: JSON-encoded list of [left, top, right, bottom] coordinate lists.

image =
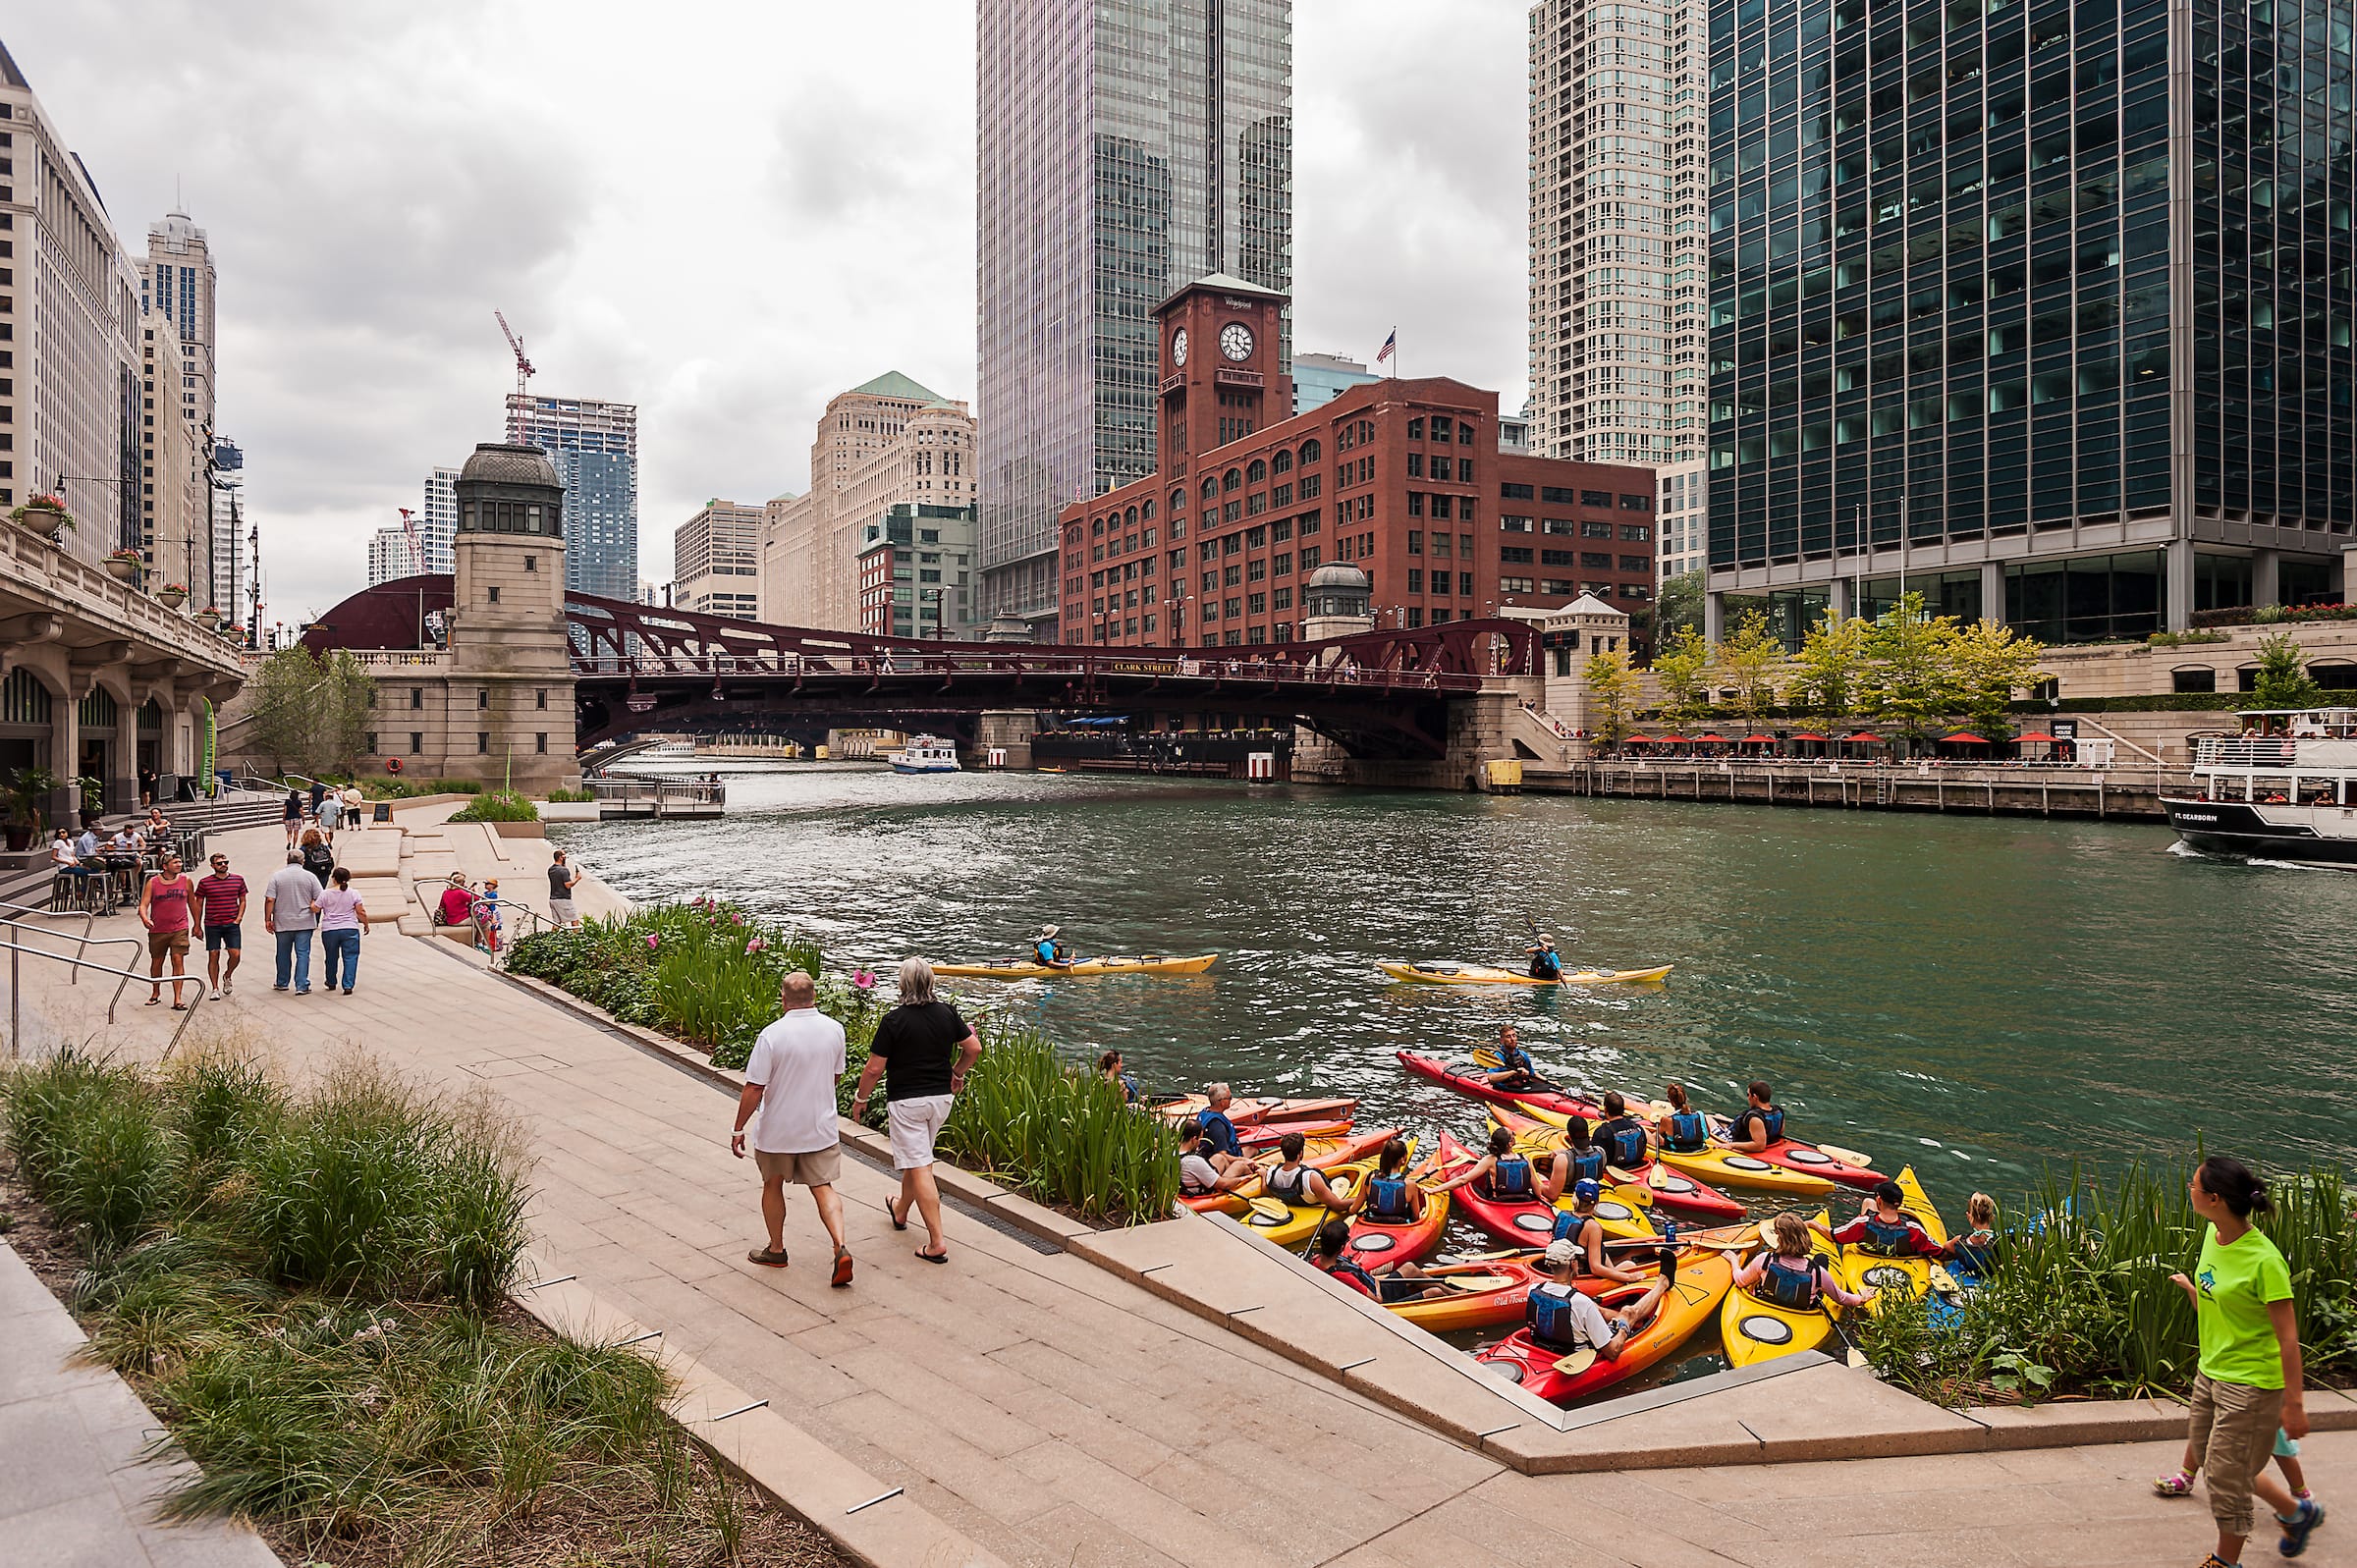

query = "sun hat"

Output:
[[1543, 1237, 1579, 1268], [1039, 923, 1060, 938]]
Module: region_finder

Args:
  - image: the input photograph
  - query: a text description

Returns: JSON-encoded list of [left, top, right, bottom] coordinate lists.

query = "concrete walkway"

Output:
[[0, 1242, 281, 1568], [3, 814, 2350, 1568]]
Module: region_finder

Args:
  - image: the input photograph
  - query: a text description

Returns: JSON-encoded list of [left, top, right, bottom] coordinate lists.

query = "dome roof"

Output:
[[459, 443, 561, 488], [1305, 563, 1371, 592]]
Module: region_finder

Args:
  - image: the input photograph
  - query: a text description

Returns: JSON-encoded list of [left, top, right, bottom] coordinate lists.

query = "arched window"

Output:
[[1246, 459, 1267, 484], [1298, 439, 1322, 464], [1093, 516, 1106, 536], [1142, 499, 1156, 520], [1201, 477, 1219, 501], [1124, 505, 1137, 527], [1223, 467, 1242, 493], [1271, 449, 1292, 474]]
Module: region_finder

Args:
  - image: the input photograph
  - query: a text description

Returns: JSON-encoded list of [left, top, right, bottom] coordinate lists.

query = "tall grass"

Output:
[[4, 1051, 174, 1253], [939, 1023, 1181, 1224]]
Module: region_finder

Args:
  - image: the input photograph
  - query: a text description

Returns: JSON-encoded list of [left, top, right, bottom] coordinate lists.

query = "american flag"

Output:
[[1376, 329, 1396, 364]]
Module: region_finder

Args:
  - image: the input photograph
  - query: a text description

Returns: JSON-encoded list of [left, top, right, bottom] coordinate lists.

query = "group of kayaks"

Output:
[[1171, 1056, 1968, 1408], [929, 953, 1676, 986]]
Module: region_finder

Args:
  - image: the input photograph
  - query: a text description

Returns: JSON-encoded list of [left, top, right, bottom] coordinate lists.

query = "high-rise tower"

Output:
[[976, 0, 1293, 641], [505, 395, 637, 601]]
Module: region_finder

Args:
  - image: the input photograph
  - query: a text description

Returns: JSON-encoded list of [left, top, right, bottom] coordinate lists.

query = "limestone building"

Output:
[[136, 319, 208, 595], [671, 499, 763, 620], [758, 374, 974, 630]]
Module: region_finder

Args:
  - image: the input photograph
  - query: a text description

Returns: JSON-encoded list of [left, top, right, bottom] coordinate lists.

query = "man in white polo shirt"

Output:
[[730, 970, 852, 1286]]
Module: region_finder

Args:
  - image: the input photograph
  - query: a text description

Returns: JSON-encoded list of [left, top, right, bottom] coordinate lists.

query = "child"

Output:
[[2156, 1430, 2316, 1507], [474, 877, 503, 953], [1813, 1178, 1945, 1259]]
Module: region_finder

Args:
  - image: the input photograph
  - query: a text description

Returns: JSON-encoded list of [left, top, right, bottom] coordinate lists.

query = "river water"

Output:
[[556, 760, 2357, 1213]]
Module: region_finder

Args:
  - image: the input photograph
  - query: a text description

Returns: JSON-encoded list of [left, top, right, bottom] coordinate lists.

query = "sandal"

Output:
[[170, 1002, 187, 1012], [2153, 1469, 2196, 1498], [882, 1197, 906, 1232], [746, 1247, 789, 1268], [915, 1247, 948, 1265], [144, 997, 163, 1007]]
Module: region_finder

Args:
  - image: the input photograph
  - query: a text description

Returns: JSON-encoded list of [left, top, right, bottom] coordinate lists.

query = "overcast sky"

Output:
[[8, 3, 1528, 626]]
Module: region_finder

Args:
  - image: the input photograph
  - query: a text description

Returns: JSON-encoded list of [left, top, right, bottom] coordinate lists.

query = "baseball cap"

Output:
[[1572, 1178, 1603, 1205], [1543, 1237, 1579, 1268]]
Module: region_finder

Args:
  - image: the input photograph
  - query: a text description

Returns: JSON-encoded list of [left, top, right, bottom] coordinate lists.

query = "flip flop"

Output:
[[831, 1249, 854, 1288], [915, 1248, 948, 1264], [170, 1003, 187, 1011], [144, 998, 162, 1007], [883, 1198, 906, 1232]]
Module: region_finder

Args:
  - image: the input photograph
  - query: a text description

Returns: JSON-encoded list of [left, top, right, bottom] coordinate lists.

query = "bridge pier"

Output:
[[1291, 682, 1541, 792], [974, 711, 1038, 770]]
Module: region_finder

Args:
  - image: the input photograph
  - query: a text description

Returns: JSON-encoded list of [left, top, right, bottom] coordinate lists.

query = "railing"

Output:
[[2194, 737, 2300, 768], [583, 777, 727, 809], [413, 883, 557, 965], [570, 648, 1492, 694], [2, 928, 200, 1058]]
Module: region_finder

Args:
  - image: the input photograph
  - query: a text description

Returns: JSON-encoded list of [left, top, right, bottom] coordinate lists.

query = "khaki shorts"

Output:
[[753, 1145, 842, 1186], [148, 929, 190, 959], [2188, 1373, 2285, 1540]]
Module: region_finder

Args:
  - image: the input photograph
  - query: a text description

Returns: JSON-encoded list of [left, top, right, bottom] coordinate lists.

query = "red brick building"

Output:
[[1060, 276, 1659, 647]]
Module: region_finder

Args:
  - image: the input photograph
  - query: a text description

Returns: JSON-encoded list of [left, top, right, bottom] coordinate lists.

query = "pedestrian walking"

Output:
[[850, 957, 981, 1265], [307, 778, 328, 820], [263, 849, 323, 995], [138, 765, 157, 808], [194, 851, 247, 999], [546, 849, 581, 928], [298, 826, 336, 885], [2165, 1155, 2324, 1564], [311, 867, 373, 996], [137, 853, 196, 1009], [730, 970, 853, 1286], [282, 788, 303, 848], [317, 787, 343, 841]]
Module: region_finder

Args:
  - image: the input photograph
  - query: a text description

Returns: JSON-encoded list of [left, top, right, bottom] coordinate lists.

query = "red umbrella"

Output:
[[1656, 733, 1688, 744], [1625, 734, 1653, 744], [1941, 731, 1989, 743], [1843, 731, 1883, 743], [1742, 733, 1777, 744], [2014, 730, 2058, 743], [1791, 732, 1830, 742], [1696, 731, 1729, 742]]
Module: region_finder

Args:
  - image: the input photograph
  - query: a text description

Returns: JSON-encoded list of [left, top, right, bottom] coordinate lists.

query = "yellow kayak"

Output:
[[1236, 1162, 1370, 1249], [1651, 1143, 1838, 1198], [1376, 960, 1673, 987], [933, 952, 1219, 979], [1719, 1209, 1839, 1368], [1830, 1165, 1947, 1314]]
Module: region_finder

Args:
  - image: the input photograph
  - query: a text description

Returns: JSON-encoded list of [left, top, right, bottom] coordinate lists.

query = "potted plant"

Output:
[[194, 605, 222, 628], [156, 581, 189, 609], [77, 775, 104, 820], [103, 547, 144, 582], [2, 766, 59, 852], [10, 494, 74, 542]]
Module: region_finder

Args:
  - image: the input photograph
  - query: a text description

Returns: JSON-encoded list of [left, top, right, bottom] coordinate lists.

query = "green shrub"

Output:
[[939, 1023, 1180, 1224], [542, 786, 596, 803], [3, 1051, 172, 1253], [448, 789, 539, 824]]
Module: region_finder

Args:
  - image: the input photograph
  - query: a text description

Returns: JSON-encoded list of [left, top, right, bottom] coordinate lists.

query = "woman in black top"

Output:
[[850, 957, 981, 1264]]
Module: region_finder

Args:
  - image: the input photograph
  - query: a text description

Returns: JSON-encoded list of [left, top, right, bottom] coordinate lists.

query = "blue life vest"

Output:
[[1855, 1211, 1923, 1258], [1035, 940, 1059, 966], [1527, 1283, 1590, 1350], [1118, 1072, 1138, 1104], [1549, 1210, 1594, 1251], [1754, 1253, 1823, 1311], [1599, 1118, 1649, 1168], [1665, 1109, 1708, 1152], [1489, 1154, 1534, 1200], [1530, 949, 1562, 980], [1760, 1106, 1786, 1142], [1322, 1256, 1384, 1299], [1567, 1146, 1607, 1184], [1365, 1173, 1414, 1222], [1197, 1108, 1242, 1158]]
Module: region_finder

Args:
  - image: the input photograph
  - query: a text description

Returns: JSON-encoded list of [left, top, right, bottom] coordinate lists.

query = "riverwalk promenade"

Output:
[[0, 806, 2348, 1568]]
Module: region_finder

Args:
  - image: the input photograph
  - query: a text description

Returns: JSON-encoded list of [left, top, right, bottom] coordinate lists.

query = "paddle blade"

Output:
[[1440, 1273, 1514, 1292], [1551, 1347, 1599, 1377], [1245, 1197, 1291, 1222], [1818, 1143, 1874, 1167]]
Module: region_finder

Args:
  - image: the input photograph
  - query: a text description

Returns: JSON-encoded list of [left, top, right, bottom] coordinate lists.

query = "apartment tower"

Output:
[[672, 499, 765, 620], [1527, 0, 1709, 584], [976, 0, 1294, 640], [505, 394, 638, 601]]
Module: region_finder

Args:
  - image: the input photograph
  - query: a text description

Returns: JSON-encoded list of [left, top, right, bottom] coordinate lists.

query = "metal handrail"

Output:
[[2, 931, 198, 1057], [0, 894, 99, 982]]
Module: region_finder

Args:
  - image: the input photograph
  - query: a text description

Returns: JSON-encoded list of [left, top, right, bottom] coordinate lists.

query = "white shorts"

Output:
[[886, 1095, 954, 1170]]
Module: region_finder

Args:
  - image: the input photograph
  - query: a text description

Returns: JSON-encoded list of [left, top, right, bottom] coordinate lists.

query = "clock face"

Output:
[[1220, 322, 1255, 361], [1172, 329, 1188, 367]]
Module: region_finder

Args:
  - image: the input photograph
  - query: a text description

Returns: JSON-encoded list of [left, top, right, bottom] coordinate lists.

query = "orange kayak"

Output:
[[1182, 1125, 1399, 1214], [1154, 1093, 1360, 1129]]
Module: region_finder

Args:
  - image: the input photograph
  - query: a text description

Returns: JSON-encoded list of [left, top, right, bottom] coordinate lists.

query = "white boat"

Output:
[[2164, 707, 2357, 865], [892, 735, 962, 775]]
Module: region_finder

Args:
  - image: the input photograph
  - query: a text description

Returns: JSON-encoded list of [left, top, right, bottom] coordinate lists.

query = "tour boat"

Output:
[[892, 735, 961, 775], [2164, 708, 2357, 866]]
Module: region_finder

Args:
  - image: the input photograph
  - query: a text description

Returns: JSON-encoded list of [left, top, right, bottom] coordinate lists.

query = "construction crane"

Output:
[[398, 507, 423, 573], [495, 309, 535, 400]]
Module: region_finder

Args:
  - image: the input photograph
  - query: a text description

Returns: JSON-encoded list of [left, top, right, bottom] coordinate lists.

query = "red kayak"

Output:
[[1730, 1132, 1883, 1191], [1342, 1145, 1451, 1270], [1434, 1132, 1658, 1249], [1236, 1116, 1353, 1148], [1472, 1250, 1734, 1404], [1484, 1106, 1748, 1223], [1156, 1092, 1360, 1129], [1396, 1050, 1605, 1124], [1180, 1125, 1399, 1214]]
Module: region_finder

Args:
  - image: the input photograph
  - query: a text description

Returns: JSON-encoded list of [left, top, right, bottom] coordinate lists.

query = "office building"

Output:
[[208, 437, 244, 618], [1706, 0, 2355, 642], [857, 503, 980, 638], [977, 0, 1293, 640], [1063, 277, 1655, 648], [1292, 351, 1378, 416], [140, 208, 217, 439], [417, 463, 459, 574], [505, 394, 637, 601], [366, 525, 414, 587], [672, 498, 764, 620], [0, 40, 143, 561], [1527, 0, 1709, 573], [759, 375, 973, 630], [136, 319, 208, 592]]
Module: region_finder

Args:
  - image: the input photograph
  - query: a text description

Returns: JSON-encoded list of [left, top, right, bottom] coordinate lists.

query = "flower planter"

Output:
[[156, 586, 189, 609], [193, 609, 222, 628], [103, 556, 142, 582], [12, 503, 70, 541]]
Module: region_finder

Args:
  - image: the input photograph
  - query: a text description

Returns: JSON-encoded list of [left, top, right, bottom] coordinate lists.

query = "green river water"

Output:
[[555, 760, 2357, 1215]]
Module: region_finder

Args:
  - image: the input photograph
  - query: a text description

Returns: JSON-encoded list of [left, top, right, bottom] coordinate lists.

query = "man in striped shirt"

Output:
[[195, 852, 248, 1000]]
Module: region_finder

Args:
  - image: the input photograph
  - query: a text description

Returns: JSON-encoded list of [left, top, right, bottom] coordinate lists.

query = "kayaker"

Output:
[[1176, 1118, 1259, 1200], [1654, 1083, 1712, 1155], [1195, 1084, 1256, 1176], [1430, 1126, 1538, 1203], [1031, 924, 1075, 969], [1307, 1217, 1447, 1303], [1811, 1179, 1945, 1259], [1549, 1178, 1650, 1283], [1590, 1091, 1653, 1170], [1536, 1120, 1608, 1204], [1264, 1131, 1352, 1210], [1947, 1192, 1999, 1271], [1483, 1024, 1547, 1093], [1097, 1050, 1139, 1104], [1526, 1236, 1675, 1362], [1717, 1080, 1785, 1154], [1526, 934, 1562, 982], [1350, 1137, 1427, 1225], [1732, 1213, 1876, 1315]]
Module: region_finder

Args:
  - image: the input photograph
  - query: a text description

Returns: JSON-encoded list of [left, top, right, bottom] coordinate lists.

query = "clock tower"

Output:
[[1157, 274, 1292, 478]]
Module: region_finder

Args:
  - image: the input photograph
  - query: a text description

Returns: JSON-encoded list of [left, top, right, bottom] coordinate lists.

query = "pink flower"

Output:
[[744, 938, 764, 955], [731, 913, 742, 926], [851, 968, 876, 991], [645, 934, 660, 949]]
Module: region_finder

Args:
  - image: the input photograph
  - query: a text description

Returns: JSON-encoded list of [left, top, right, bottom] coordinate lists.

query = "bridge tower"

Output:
[[442, 443, 579, 792]]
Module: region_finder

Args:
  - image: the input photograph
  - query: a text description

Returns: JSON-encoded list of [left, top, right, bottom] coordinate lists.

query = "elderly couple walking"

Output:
[[730, 957, 981, 1284]]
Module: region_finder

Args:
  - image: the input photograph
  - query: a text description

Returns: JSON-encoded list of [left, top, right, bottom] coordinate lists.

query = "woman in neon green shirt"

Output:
[[2165, 1155, 2323, 1565]]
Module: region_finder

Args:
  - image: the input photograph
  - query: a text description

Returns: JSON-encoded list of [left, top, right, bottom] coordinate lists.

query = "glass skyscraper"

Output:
[[976, 0, 1293, 639], [505, 395, 638, 602], [1705, 0, 2355, 643]]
